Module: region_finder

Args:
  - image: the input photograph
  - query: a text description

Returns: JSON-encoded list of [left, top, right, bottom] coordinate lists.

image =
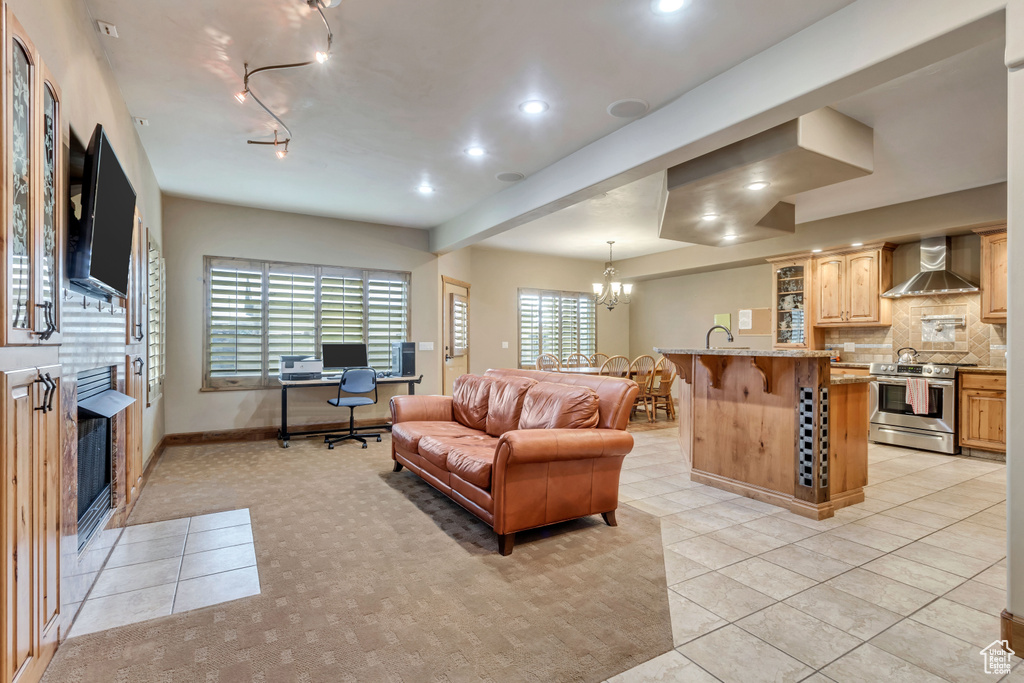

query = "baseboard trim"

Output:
[[164, 419, 389, 446], [1002, 610, 1024, 650]]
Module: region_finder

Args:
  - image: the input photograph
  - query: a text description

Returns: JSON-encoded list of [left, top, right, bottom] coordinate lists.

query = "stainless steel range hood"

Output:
[[881, 236, 979, 298]]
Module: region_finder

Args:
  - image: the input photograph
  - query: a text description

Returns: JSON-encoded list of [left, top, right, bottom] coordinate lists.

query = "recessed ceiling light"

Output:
[[417, 184, 434, 195], [496, 171, 526, 182], [701, 213, 719, 221], [746, 181, 770, 191], [851, 242, 863, 247], [607, 99, 650, 118], [723, 234, 738, 241], [519, 100, 549, 115], [465, 146, 485, 157], [653, 0, 687, 13], [812, 249, 822, 253]]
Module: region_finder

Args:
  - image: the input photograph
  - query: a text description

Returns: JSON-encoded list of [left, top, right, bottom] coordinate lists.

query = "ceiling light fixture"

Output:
[[746, 181, 770, 191], [234, 0, 339, 158], [852, 242, 864, 247], [812, 248, 822, 253], [653, 0, 687, 13], [592, 241, 632, 311], [465, 146, 485, 157], [519, 100, 549, 115], [701, 213, 719, 221], [417, 184, 435, 195], [723, 234, 738, 241]]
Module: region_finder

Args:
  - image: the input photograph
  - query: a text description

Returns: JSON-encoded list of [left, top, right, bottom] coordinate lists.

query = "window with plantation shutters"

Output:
[[517, 289, 597, 368], [203, 256, 411, 389], [147, 234, 166, 403]]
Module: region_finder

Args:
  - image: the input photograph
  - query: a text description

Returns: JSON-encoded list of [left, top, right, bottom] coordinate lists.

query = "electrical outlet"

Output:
[[97, 21, 118, 37], [418, 341, 434, 351], [843, 342, 856, 353], [501, 341, 509, 349]]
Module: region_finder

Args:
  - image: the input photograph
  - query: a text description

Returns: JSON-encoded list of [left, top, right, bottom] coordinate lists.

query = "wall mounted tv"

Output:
[[67, 124, 136, 300]]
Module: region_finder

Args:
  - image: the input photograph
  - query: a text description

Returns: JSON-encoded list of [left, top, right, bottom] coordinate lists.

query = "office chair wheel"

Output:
[[361, 442, 367, 449], [376, 436, 382, 442], [328, 443, 334, 450]]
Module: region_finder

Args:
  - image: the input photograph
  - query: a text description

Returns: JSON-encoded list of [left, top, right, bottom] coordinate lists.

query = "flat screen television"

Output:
[[67, 124, 136, 300]]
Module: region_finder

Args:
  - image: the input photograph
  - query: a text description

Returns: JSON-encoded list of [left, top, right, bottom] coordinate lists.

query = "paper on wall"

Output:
[[738, 309, 753, 330]]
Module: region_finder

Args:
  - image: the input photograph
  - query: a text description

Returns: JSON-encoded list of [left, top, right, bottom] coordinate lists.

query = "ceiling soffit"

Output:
[[659, 107, 873, 247]]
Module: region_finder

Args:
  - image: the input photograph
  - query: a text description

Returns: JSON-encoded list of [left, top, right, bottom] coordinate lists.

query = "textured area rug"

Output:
[[45, 435, 672, 682]]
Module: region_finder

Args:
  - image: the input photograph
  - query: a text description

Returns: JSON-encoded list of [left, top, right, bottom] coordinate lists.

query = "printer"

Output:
[[280, 355, 324, 381]]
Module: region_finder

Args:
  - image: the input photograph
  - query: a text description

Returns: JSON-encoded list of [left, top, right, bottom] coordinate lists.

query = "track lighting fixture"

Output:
[[234, 0, 338, 157]]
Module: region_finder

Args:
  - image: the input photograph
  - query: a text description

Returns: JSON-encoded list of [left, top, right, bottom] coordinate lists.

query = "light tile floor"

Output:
[[68, 508, 260, 638], [609, 427, 1016, 683]]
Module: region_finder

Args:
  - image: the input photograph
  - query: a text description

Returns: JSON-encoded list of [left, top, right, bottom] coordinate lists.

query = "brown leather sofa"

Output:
[[390, 368, 638, 554]]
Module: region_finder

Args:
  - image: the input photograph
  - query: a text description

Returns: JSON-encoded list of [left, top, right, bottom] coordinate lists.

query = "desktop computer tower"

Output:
[[391, 342, 416, 377]]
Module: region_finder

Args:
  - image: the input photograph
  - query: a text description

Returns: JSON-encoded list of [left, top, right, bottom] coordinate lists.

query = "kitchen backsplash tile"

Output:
[[824, 292, 1006, 367]]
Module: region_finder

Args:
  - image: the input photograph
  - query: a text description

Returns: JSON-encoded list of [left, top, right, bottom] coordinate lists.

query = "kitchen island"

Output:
[[654, 347, 870, 520]]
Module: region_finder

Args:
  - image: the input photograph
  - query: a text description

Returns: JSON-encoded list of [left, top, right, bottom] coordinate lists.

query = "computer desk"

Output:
[[276, 374, 423, 448]]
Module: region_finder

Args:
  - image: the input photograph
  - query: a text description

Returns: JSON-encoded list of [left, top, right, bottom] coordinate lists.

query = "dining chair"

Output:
[[629, 355, 657, 421], [535, 353, 561, 371], [599, 355, 630, 378], [563, 352, 589, 369], [649, 359, 677, 420], [591, 353, 609, 367]]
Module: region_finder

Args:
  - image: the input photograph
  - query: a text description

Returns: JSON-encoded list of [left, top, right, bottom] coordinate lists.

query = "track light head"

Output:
[[276, 144, 288, 160], [234, 89, 249, 104], [315, 50, 330, 64]]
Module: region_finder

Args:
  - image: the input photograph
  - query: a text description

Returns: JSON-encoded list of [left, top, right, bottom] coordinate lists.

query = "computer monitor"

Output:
[[322, 343, 368, 370]]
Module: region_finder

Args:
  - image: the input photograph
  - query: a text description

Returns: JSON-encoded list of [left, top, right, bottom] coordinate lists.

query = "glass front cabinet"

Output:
[[768, 257, 814, 349], [3, 8, 63, 346]]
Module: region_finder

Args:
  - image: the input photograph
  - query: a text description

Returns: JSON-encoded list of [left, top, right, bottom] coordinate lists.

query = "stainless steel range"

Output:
[[868, 361, 974, 454]]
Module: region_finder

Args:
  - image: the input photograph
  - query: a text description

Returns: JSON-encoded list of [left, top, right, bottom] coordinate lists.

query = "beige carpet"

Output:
[[45, 434, 672, 683]]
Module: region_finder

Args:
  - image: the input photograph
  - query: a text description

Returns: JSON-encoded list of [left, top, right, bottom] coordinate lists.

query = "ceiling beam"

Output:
[[428, 0, 1005, 254]]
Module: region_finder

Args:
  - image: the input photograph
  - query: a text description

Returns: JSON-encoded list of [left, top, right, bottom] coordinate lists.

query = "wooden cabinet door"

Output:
[[815, 257, 845, 324], [960, 389, 1006, 451], [34, 366, 60, 648], [980, 231, 1007, 324], [2, 369, 41, 683], [846, 251, 881, 323], [125, 355, 145, 506]]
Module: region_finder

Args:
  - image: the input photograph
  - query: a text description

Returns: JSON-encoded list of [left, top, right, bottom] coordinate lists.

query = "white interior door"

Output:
[[442, 277, 470, 395]]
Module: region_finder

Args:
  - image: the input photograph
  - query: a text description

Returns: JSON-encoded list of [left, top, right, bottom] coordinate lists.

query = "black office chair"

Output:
[[325, 367, 383, 449]]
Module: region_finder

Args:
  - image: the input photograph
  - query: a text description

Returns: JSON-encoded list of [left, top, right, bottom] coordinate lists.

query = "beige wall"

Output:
[[467, 247, 630, 374], [162, 196, 440, 435], [5, 0, 164, 459], [629, 264, 774, 358]]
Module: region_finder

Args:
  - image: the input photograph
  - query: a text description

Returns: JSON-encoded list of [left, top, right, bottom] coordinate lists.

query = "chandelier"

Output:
[[234, 0, 341, 159], [592, 241, 633, 311]]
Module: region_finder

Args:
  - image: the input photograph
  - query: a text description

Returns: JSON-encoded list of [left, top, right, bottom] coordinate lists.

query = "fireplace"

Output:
[[76, 366, 136, 551]]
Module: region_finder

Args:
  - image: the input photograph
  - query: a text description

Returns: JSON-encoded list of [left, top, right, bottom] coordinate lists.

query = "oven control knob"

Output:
[[942, 368, 950, 375], [925, 367, 933, 374]]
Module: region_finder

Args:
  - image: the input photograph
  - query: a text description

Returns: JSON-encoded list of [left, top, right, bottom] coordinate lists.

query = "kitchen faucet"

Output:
[[705, 325, 734, 349]]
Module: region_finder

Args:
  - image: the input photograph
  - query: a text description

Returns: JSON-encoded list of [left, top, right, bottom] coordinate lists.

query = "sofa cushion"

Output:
[[519, 382, 601, 430], [391, 421, 484, 454], [486, 377, 537, 437], [452, 374, 493, 431], [446, 445, 496, 489], [418, 434, 499, 470]]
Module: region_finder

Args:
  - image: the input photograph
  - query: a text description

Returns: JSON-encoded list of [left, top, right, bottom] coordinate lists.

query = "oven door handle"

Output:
[[872, 378, 955, 388]]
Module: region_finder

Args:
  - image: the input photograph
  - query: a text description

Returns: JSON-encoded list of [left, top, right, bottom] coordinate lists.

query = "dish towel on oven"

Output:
[[906, 378, 930, 415]]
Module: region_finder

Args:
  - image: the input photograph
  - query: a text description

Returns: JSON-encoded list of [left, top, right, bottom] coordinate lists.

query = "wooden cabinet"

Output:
[[813, 244, 894, 327], [2, 7, 63, 346], [1, 365, 61, 683], [960, 372, 1006, 452], [767, 258, 817, 348], [125, 354, 145, 507], [974, 226, 1007, 324]]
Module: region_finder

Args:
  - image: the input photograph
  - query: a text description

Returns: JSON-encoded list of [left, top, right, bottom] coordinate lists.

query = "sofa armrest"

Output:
[[390, 395, 454, 423], [496, 429, 633, 465]]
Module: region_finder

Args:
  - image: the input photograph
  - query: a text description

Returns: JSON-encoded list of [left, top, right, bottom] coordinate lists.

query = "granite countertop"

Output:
[[830, 374, 874, 385], [831, 362, 870, 369], [654, 347, 833, 358], [959, 367, 1006, 375]]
